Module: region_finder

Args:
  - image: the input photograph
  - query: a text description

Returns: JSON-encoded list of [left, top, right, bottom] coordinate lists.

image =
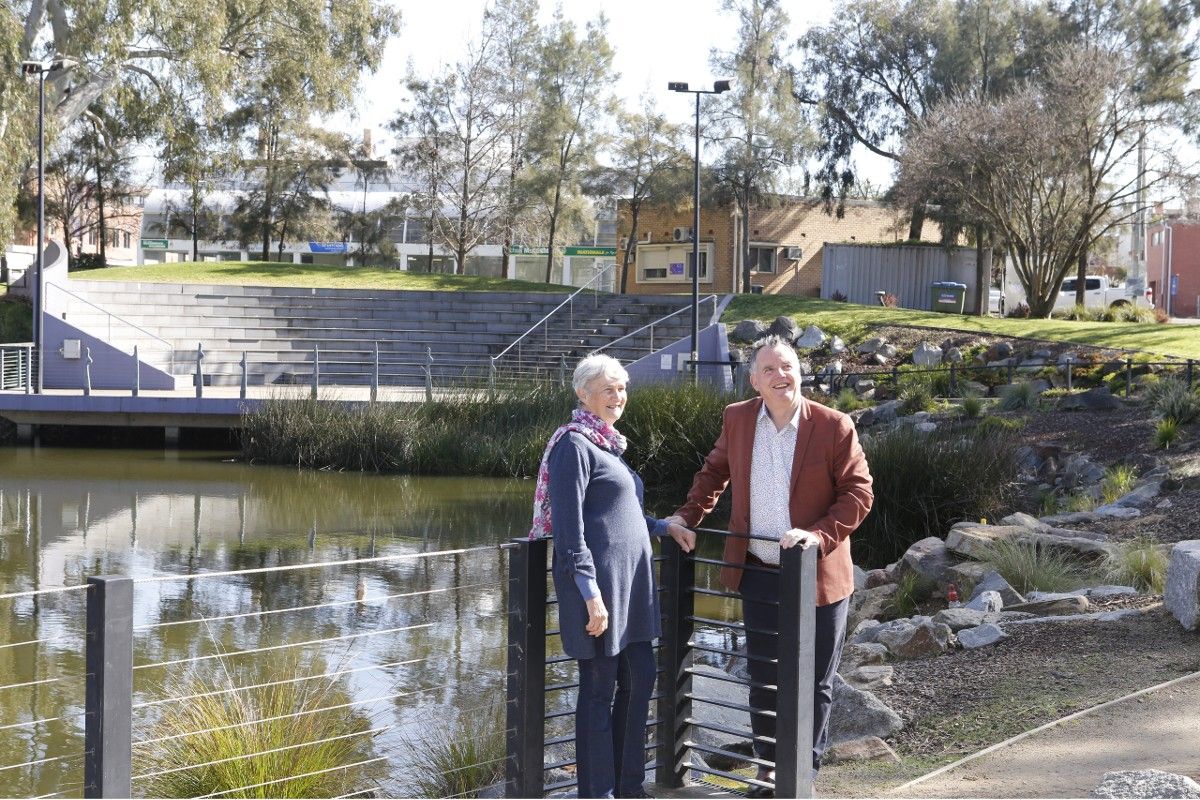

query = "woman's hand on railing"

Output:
[[584, 596, 609, 637], [663, 517, 696, 553]]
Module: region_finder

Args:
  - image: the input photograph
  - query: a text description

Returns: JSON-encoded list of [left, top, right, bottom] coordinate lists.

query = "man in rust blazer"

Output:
[[667, 335, 873, 793]]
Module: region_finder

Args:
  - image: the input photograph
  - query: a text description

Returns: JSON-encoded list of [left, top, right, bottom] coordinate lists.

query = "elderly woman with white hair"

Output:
[[530, 354, 694, 799]]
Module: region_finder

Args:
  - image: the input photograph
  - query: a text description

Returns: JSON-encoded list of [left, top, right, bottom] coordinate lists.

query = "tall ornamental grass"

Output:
[[854, 425, 1022, 568], [980, 539, 1091, 594]]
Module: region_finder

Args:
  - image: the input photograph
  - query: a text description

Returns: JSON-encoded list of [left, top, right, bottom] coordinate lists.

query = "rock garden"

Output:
[[693, 318, 1200, 796]]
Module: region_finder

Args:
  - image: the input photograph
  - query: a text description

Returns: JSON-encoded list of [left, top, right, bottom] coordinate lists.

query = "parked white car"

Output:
[[995, 268, 1153, 315]]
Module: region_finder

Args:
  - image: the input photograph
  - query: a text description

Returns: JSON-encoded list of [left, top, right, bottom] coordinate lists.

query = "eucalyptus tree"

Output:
[[392, 73, 454, 272], [708, 0, 806, 293], [522, 9, 616, 284]]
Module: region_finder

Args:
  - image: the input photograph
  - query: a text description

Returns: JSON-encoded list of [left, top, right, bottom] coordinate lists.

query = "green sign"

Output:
[[511, 245, 549, 256], [564, 246, 616, 257], [141, 238, 169, 249]]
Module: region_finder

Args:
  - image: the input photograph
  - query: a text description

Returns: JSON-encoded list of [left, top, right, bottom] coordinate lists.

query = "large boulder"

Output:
[[969, 571, 1026, 607], [1007, 596, 1090, 615], [912, 342, 943, 367], [768, 315, 799, 340], [794, 324, 827, 349], [842, 664, 894, 692], [848, 583, 899, 633], [1090, 770, 1200, 799], [830, 335, 847, 355], [948, 561, 992, 590], [1109, 480, 1163, 508], [999, 512, 1050, 531], [876, 620, 954, 659], [932, 607, 988, 631], [823, 736, 901, 766], [1058, 386, 1121, 411], [966, 590, 1004, 613], [946, 522, 1113, 561], [900, 536, 954, 584], [957, 623, 1008, 649], [731, 319, 768, 343], [839, 642, 888, 672], [828, 674, 904, 745], [1165, 540, 1200, 631]]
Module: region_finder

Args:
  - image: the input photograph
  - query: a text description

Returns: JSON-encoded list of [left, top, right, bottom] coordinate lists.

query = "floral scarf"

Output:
[[529, 408, 627, 539]]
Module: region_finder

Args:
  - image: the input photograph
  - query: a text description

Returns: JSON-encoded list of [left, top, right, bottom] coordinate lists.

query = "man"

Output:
[[666, 335, 873, 795]]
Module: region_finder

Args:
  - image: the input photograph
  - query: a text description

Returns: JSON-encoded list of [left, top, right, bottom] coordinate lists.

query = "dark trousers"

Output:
[[739, 567, 849, 773], [576, 640, 656, 798]]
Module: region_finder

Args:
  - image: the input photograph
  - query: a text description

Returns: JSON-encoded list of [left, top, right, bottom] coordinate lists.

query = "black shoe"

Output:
[[745, 784, 775, 799]]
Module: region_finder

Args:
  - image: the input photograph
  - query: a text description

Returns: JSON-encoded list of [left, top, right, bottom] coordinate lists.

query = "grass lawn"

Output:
[[74, 261, 574, 294], [725, 295, 1200, 360]]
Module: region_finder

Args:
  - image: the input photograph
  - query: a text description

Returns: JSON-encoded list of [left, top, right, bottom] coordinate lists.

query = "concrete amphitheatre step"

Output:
[[58, 280, 703, 386]]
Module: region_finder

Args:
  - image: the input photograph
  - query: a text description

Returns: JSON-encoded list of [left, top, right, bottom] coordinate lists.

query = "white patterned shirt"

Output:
[[748, 402, 800, 566]]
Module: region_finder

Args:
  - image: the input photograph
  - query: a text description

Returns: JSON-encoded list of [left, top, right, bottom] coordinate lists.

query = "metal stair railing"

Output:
[[591, 295, 718, 357], [45, 283, 175, 372], [489, 264, 615, 376]]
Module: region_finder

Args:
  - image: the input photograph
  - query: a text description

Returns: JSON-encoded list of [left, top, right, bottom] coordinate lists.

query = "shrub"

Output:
[[1117, 304, 1156, 324], [899, 381, 935, 414], [1100, 464, 1138, 505], [1147, 378, 1200, 424], [1103, 539, 1168, 593], [835, 388, 870, 413], [620, 382, 730, 497], [1154, 307, 1170, 324], [980, 538, 1092, 594], [1006, 302, 1031, 318], [830, 290, 848, 302], [853, 425, 1023, 568], [139, 664, 382, 799], [998, 381, 1039, 411], [974, 415, 1026, 436], [404, 703, 506, 798], [1055, 303, 1097, 322], [888, 571, 936, 618], [1064, 492, 1097, 513], [1156, 418, 1180, 449], [961, 393, 984, 419]]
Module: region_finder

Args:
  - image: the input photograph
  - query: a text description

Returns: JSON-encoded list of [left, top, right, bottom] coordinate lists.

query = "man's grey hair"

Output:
[[573, 354, 629, 393], [748, 335, 800, 371]]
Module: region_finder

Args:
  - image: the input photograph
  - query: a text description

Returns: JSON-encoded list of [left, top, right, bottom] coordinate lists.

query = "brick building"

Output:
[[1147, 219, 1200, 318], [616, 197, 937, 295]]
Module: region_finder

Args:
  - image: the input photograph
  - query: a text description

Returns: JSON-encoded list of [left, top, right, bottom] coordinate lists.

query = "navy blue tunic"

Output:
[[547, 432, 666, 660]]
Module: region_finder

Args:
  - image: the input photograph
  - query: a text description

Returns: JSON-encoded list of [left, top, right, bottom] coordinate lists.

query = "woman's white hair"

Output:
[[573, 354, 629, 394]]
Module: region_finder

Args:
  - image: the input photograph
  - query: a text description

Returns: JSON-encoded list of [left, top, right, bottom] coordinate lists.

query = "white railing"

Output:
[[592, 295, 719, 357], [0, 343, 34, 392]]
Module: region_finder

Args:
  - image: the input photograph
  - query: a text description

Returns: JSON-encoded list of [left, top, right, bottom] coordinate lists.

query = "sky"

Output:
[[328, 0, 898, 187]]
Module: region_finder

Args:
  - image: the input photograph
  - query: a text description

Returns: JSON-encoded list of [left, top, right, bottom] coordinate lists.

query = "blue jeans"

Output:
[[575, 641, 655, 799]]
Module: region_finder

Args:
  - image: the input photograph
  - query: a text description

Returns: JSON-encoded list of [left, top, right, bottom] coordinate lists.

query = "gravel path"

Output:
[[890, 671, 1200, 798]]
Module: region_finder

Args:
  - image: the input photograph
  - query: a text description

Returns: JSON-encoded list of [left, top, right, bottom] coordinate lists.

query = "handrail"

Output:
[[45, 282, 172, 349], [490, 263, 614, 365], [592, 295, 718, 355]]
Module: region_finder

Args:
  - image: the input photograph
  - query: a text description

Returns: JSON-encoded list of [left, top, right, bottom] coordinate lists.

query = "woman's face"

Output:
[[577, 373, 627, 426]]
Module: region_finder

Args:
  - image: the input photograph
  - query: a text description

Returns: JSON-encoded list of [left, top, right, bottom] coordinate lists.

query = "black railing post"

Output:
[[84, 575, 133, 799], [1125, 357, 1132, 398], [775, 545, 818, 800], [1188, 359, 1194, 390], [506, 538, 547, 799], [656, 535, 694, 788]]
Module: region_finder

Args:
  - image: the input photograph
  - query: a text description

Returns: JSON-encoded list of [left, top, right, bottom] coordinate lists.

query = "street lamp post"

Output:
[[668, 79, 730, 385], [20, 56, 76, 394]]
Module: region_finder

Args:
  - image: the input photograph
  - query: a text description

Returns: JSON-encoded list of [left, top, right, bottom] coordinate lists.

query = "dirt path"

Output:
[[890, 672, 1200, 798]]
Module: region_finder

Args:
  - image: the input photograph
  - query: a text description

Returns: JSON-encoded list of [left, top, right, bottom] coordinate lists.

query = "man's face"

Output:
[[749, 344, 801, 407]]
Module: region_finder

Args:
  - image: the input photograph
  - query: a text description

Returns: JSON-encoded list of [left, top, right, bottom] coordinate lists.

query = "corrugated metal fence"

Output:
[[821, 244, 979, 311]]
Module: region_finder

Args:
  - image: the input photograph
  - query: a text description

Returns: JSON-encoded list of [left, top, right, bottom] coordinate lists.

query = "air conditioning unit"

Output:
[[672, 226, 692, 242], [785, 246, 803, 260]]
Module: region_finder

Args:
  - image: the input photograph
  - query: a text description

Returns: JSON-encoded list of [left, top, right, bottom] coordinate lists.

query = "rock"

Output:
[[857, 336, 887, 355], [983, 610, 1034, 624], [932, 607, 988, 631], [987, 342, 1014, 360], [900, 536, 954, 584], [1007, 596, 1090, 615], [1026, 590, 1083, 602], [1085, 585, 1139, 600], [876, 621, 953, 659], [945, 347, 964, 363], [823, 736, 901, 766], [828, 674, 904, 745], [853, 564, 868, 591], [794, 324, 827, 349], [842, 665, 894, 692], [1018, 357, 1047, 370], [689, 665, 754, 750], [1032, 348, 1053, 359], [1111, 480, 1163, 508], [732, 319, 768, 343], [830, 335, 847, 354], [966, 590, 1004, 613], [914, 422, 938, 434], [1090, 770, 1200, 799], [912, 342, 944, 367], [848, 584, 899, 633], [767, 315, 798, 340], [1093, 504, 1142, 519], [798, 360, 814, 376], [946, 522, 1113, 561], [872, 352, 890, 366], [948, 561, 991, 590], [1061, 454, 1106, 489], [879, 343, 899, 359], [962, 379, 989, 396], [851, 618, 911, 645], [1059, 386, 1121, 411], [1165, 540, 1200, 631], [864, 568, 891, 589], [970, 571, 1026, 607], [999, 512, 1049, 531], [958, 623, 1008, 649], [840, 642, 889, 672]]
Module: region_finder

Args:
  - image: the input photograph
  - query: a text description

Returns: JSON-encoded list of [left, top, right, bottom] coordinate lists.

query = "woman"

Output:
[[530, 354, 693, 799]]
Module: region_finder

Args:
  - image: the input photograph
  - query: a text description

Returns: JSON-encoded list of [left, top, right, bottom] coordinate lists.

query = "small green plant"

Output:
[[975, 415, 1026, 436], [899, 380, 935, 414], [404, 703, 506, 798], [1100, 464, 1138, 505], [1117, 304, 1157, 323], [1156, 418, 1180, 449], [981, 539, 1093, 594], [961, 392, 984, 419], [999, 381, 1039, 411], [1037, 489, 1061, 516], [1064, 492, 1097, 513], [835, 388, 871, 413], [1103, 539, 1168, 593], [889, 571, 936, 618]]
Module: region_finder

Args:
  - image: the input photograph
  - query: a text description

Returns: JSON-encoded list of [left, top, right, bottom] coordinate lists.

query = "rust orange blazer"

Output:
[[673, 397, 874, 606]]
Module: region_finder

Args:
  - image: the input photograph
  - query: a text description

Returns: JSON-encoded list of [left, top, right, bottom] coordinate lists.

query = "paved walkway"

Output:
[[891, 672, 1200, 798]]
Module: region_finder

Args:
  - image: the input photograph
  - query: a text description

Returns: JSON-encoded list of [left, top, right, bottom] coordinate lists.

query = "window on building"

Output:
[[87, 230, 97, 245], [686, 251, 709, 280], [748, 245, 776, 273], [1153, 231, 1161, 245], [405, 218, 429, 244], [122, 231, 131, 248]]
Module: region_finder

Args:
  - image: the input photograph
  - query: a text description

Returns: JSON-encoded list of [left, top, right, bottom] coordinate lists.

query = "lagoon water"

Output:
[[0, 446, 737, 797]]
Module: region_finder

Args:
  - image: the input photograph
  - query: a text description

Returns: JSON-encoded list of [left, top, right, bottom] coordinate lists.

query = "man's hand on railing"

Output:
[[585, 596, 609, 637], [779, 528, 820, 550], [663, 516, 696, 553]]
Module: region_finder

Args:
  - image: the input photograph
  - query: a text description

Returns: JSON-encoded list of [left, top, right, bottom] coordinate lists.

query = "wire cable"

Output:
[[0, 751, 89, 774], [193, 756, 389, 798], [0, 676, 69, 693], [0, 585, 90, 602]]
